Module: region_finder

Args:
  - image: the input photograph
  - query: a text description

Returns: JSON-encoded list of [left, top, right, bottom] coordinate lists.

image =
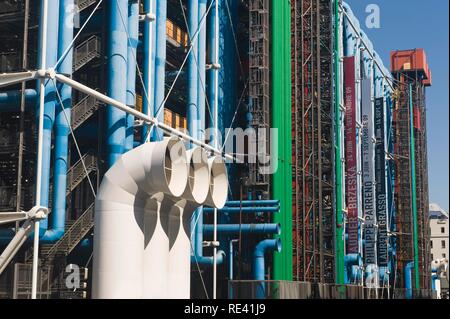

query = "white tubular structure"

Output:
[[167, 147, 210, 299], [204, 156, 228, 209], [93, 139, 229, 299], [93, 137, 188, 299]]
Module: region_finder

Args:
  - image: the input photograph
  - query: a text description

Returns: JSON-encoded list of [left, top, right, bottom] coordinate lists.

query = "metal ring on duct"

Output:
[[204, 156, 228, 209]]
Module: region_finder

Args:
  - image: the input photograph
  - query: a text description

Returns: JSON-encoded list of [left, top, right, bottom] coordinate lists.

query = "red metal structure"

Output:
[[391, 48, 432, 291]]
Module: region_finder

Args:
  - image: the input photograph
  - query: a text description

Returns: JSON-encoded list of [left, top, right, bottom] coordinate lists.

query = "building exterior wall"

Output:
[[430, 217, 449, 260]]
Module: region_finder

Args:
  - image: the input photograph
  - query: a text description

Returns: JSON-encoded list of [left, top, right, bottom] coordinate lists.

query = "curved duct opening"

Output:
[[205, 156, 228, 209], [167, 147, 209, 299], [93, 137, 189, 299], [184, 147, 210, 204], [153, 137, 188, 197], [93, 137, 229, 298]]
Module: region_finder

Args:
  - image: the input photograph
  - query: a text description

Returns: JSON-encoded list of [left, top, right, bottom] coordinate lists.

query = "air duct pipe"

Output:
[[204, 207, 280, 213], [93, 137, 189, 298], [106, 0, 128, 167], [41, 0, 75, 242], [0, 0, 68, 243], [203, 224, 281, 235], [253, 239, 282, 299], [404, 261, 414, 299], [197, 0, 207, 141], [142, 0, 156, 143], [165, 147, 210, 298], [345, 253, 362, 284], [191, 156, 228, 265], [207, 0, 219, 147], [152, 0, 167, 141], [93, 138, 229, 299], [166, 147, 226, 298], [224, 200, 280, 207], [187, 0, 199, 143], [125, 0, 139, 151], [187, 0, 203, 258], [0, 89, 37, 111], [35, 0, 59, 237]]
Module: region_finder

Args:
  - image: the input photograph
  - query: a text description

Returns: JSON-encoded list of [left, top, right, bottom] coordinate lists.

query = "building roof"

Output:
[[429, 203, 449, 219]]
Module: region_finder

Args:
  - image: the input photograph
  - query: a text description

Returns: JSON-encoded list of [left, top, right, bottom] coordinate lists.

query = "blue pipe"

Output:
[[106, 0, 127, 168], [345, 253, 362, 284], [379, 266, 389, 286], [343, 7, 357, 57], [151, 0, 167, 141], [125, 0, 139, 152], [228, 239, 239, 280], [40, 0, 75, 242], [142, 0, 155, 142], [203, 206, 280, 213], [203, 223, 281, 235], [187, 0, 199, 142], [36, 0, 60, 237], [253, 239, 282, 299], [0, 90, 37, 111], [223, 200, 280, 207], [405, 261, 414, 299], [431, 273, 438, 291], [351, 265, 360, 283], [207, 0, 218, 146], [197, 0, 207, 141], [191, 250, 225, 265], [188, 0, 202, 261]]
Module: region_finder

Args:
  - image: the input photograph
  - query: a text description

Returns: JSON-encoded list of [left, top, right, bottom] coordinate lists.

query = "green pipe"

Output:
[[409, 83, 420, 289], [334, 0, 345, 286], [272, 0, 293, 281]]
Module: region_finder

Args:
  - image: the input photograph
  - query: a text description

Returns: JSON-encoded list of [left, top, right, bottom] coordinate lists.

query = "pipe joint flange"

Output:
[[134, 119, 145, 127], [46, 68, 57, 80], [27, 206, 49, 220], [36, 69, 47, 78], [203, 241, 220, 248], [140, 13, 156, 22], [211, 63, 221, 70]]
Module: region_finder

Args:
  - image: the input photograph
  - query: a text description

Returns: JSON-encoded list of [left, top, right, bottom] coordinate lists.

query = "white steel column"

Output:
[[32, 0, 49, 299]]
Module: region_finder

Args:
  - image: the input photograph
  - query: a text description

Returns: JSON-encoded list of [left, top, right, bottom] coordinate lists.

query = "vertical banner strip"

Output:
[[375, 97, 388, 266], [362, 78, 376, 266], [343, 56, 358, 254]]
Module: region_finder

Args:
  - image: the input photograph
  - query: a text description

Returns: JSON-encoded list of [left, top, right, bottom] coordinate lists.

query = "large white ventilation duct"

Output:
[[166, 147, 210, 298], [93, 137, 188, 298], [93, 138, 229, 299]]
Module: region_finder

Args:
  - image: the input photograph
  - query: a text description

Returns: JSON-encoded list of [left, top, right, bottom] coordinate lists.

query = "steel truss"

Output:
[[291, 0, 335, 283]]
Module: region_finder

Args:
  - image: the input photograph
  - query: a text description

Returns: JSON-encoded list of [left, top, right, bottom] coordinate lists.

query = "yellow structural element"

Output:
[[166, 20, 189, 47], [136, 94, 187, 130]]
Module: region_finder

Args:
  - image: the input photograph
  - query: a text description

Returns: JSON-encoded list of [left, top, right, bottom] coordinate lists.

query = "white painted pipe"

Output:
[[53, 73, 234, 161], [141, 139, 190, 298], [93, 137, 188, 299], [167, 147, 210, 299], [0, 220, 34, 275], [32, 0, 49, 299], [205, 156, 228, 209], [93, 139, 228, 299]]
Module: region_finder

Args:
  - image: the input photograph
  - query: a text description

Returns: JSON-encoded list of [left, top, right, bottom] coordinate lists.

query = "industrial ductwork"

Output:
[[93, 137, 228, 299]]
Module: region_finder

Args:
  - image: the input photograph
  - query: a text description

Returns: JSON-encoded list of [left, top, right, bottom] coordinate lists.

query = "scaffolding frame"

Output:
[[392, 70, 431, 290], [247, 0, 271, 199], [291, 0, 335, 283]]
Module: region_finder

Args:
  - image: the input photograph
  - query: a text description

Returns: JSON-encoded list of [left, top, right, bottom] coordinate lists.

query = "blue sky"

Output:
[[346, 0, 449, 211]]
